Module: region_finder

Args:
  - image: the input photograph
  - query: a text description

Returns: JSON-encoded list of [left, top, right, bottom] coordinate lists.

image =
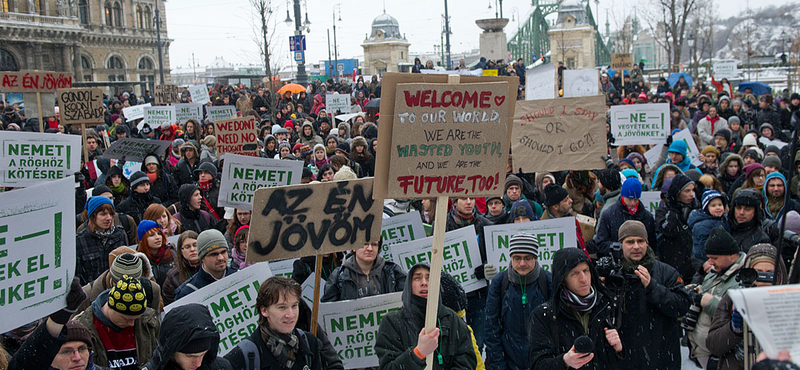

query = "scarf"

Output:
[[260, 325, 300, 370], [560, 285, 597, 312], [449, 207, 474, 228], [231, 246, 252, 269], [149, 245, 175, 266], [146, 171, 158, 184], [767, 197, 785, 220], [198, 180, 212, 191], [707, 115, 720, 134], [621, 246, 655, 275], [625, 201, 639, 215], [109, 182, 126, 194], [508, 262, 542, 305]]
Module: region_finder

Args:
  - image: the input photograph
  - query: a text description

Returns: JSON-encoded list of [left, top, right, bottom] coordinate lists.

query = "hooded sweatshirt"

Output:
[[763, 172, 798, 220], [653, 140, 696, 182]]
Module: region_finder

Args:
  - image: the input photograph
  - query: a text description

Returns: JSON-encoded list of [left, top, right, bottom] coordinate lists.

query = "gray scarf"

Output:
[[260, 325, 300, 370], [507, 261, 542, 285]]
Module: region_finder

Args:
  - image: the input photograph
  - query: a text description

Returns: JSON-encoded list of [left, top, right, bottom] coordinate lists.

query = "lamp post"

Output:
[[284, 0, 308, 85], [332, 4, 341, 81], [443, 0, 452, 69], [687, 33, 695, 79]]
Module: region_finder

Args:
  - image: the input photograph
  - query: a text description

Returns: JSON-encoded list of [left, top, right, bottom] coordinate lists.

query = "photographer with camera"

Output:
[[706, 244, 788, 370], [687, 227, 748, 369], [600, 220, 690, 370]]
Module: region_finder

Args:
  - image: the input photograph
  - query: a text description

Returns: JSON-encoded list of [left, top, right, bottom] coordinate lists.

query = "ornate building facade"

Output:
[[548, 0, 596, 69], [361, 12, 410, 76], [0, 0, 171, 93]]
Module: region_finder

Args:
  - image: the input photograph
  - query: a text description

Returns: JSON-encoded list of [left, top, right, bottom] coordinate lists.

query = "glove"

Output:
[[731, 309, 743, 333], [49, 277, 88, 325], [666, 135, 673, 146], [483, 264, 498, 280]]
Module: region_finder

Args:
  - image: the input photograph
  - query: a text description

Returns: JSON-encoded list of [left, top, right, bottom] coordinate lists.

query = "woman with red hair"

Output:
[[136, 220, 175, 287]]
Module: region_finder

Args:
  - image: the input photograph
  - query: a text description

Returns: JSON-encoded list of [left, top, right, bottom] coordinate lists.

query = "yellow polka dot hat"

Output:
[[107, 274, 147, 316]]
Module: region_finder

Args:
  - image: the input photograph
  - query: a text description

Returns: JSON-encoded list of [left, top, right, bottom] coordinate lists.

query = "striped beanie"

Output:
[[509, 233, 539, 258], [109, 253, 143, 284]]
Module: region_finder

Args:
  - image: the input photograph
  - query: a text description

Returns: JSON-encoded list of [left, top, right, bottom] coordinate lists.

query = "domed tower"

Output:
[[361, 11, 410, 75], [548, 0, 597, 69]]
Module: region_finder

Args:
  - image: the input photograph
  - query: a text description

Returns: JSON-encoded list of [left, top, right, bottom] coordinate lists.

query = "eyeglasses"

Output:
[[181, 243, 198, 251], [57, 346, 89, 357]]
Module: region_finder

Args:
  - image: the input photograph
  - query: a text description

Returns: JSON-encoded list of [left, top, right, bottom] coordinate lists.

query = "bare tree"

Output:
[[687, 0, 715, 79], [609, 9, 636, 54], [249, 0, 283, 116], [644, 0, 697, 71]]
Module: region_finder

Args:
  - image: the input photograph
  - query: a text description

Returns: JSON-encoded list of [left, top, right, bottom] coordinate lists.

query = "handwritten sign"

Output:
[[379, 212, 426, 261], [144, 106, 176, 129], [526, 63, 556, 101], [611, 53, 633, 71], [154, 84, 180, 105], [714, 61, 737, 80], [56, 88, 105, 125], [174, 103, 203, 123], [206, 106, 237, 122], [325, 94, 350, 114], [484, 217, 577, 272], [215, 117, 258, 157], [218, 154, 303, 210], [562, 69, 599, 98], [246, 178, 383, 262], [188, 84, 209, 104], [0, 70, 73, 92], [122, 103, 151, 121], [101, 138, 173, 162], [0, 131, 82, 187], [512, 96, 606, 172], [610, 103, 670, 145]]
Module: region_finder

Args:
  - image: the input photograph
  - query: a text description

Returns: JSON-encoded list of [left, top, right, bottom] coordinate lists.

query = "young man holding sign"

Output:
[[322, 239, 406, 302]]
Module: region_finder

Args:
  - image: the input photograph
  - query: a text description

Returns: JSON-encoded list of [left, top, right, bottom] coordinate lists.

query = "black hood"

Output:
[[729, 188, 764, 227], [401, 263, 444, 338], [665, 174, 694, 209], [146, 303, 221, 370], [105, 165, 130, 187], [179, 183, 200, 212], [550, 248, 607, 311]]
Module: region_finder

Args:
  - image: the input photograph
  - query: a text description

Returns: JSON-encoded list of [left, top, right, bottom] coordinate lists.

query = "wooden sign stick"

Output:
[[81, 123, 89, 164], [36, 92, 44, 132], [310, 256, 324, 336]]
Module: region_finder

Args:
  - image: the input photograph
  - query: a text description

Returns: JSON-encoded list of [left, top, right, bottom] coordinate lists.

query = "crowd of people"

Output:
[[1, 60, 800, 370]]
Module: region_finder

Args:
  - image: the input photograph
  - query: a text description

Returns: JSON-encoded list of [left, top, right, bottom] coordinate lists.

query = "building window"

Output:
[[78, 0, 88, 24], [81, 55, 92, 69], [108, 56, 125, 81], [136, 5, 143, 28], [112, 1, 121, 27], [144, 6, 152, 29], [108, 56, 124, 69], [0, 48, 19, 71], [138, 57, 154, 70], [104, 2, 112, 26]]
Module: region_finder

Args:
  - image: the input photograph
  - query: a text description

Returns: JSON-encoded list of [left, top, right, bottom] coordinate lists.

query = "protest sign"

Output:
[[0, 177, 76, 334], [325, 94, 350, 114], [121, 161, 143, 178], [0, 70, 73, 92], [188, 84, 210, 104], [301, 272, 315, 305], [247, 178, 383, 263], [218, 154, 303, 209], [640, 191, 661, 214], [23, 92, 55, 117], [174, 103, 203, 123], [162, 261, 273, 355], [144, 106, 176, 129], [390, 226, 486, 293], [562, 69, 599, 98], [610, 103, 670, 145], [643, 128, 703, 167], [482, 69, 498, 76], [0, 131, 82, 187], [153, 84, 180, 105], [713, 61, 738, 79], [525, 63, 556, 100], [512, 96, 606, 172], [379, 212, 426, 261], [611, 53, 633, 71], [215, 117, 258, 157], [268, 258, 298, 279], [101, 138, 173, 162], [56, 88, 105, 125], [728, 284, 800, 361], [484, 217, 577, 272], [122, 103, 151, 121], [206, 106, 237, 122], [319, 292, 403, 369]]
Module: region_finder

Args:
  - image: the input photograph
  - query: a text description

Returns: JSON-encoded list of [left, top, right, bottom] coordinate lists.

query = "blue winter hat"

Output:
[[509, 200, 535, 221], [621, 168, 639, 179], [701, 190, 726, 212], [667, 140, 688, 158], [137, 220, 160, 241], [621, 177, 642, 199], [85, 196, 114, 218], [618, 158, 635, 169]]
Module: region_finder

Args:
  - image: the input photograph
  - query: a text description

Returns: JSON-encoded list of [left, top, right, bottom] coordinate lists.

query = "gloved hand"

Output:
[[483, 264, 498, 280], [731, 308, 743, 333], [666, 135, 673, 146], [49, 277, 88, 325]]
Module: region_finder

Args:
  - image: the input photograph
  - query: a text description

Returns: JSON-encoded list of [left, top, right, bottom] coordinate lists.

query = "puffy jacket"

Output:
[[322, 255, 406, 302], [688, 210, 730, 260], [140, 153, 179, 206], [697, 115, 728, 147], [594, 197, 657, 257], [655, 174, 698, 281]]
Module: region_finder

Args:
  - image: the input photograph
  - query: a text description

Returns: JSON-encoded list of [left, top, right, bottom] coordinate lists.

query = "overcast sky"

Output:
[[165, 0, 791, 71]]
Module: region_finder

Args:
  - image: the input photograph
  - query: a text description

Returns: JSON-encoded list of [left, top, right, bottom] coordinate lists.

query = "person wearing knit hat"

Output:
[[503, 174, 543, 217], [595, 176, 656, 257], [699, 145, 720, 175], [277, 141, 292, 159], [107, 275, 148, 316], [741, 133, 758, 149], [174, 229, 235, 300], [620, 177, 642, 200], [76, 196, 129, 285], [484, 195, 507, 224], [117, 170, 161, 224], [174, 140, 200, 187], [713, 129, 732, 153], [653, 139, 698, 183], [199, 135, 217, 162], [542, 183, 572, 218], [618, 158, 635, 170], [136, 219, 175, 287], [742, 148, 762, 165], [762, 155, 782, 174], [509, 199, 537, 223], [109, 252, 144, 283], [759, 122, 776, 140]]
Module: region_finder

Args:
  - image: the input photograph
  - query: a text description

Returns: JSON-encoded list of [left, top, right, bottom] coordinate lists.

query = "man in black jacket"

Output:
[[174, 229, 236, 300], [728, 189, 770, 253], [322, 239, 406, 302], [173, 140, 200, 187], [595, 177, 657, 257]]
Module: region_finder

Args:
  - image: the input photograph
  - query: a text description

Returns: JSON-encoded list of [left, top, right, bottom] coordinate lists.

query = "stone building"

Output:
[[0, 0, 171, 94], [548, 0, 596, 69], [361, 12, 410, 75]]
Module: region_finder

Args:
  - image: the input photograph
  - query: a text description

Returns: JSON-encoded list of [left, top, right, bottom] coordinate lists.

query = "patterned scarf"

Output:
[[260, 325, 300, 370], [560, 285, 597, 312], [449, 207, 474, 228]]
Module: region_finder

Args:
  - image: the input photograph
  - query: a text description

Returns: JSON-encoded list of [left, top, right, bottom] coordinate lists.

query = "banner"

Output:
[[174, 103, 204, 123], [56, 88, 105, 125], [640, 191, 661, 214], [525, 63, 556, 101], [188, 84, 210, 104], [218, 154, 303, 210], [101, 138, 173, 162], [268, 258, 298, 279], [562, 69, 599, 98], [713, 61, 738, 80], [512, 96, 606, 172], [643, 128, 703, 167], [0, 131, 82, 187], [162, 262, 273, 355], [122, 103, 151, 121], [728, 284, 800, 361], [319, 292, 403, 369], [484, 217, 577, 272], [206, 106, 237, 122], [0, 177, 76, 334], [379, 212, 425, 261], [144, 106, 176, 129], [611, 53, 633, 71], [153, 84, 180, 105], [215, 117, 258, 157], [390, 226, 486, 293], [325, 94, 350, 114], [247, 179, 383, 262], [609, 103, 670, 145], [0, 70, 73, 92]]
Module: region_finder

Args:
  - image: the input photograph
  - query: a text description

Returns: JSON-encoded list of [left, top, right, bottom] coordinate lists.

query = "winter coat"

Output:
[[299, 121, 324, 148], [161, 262, 200, 306], [76, 212, 136, 248], [594, 197, 657, 257], [173, 184, 214, 234], [688, 210, 730, 260], [200, 180, 223, 217], [75, 224, 129, 285], [756, 108, 781, 129], [142, 304, 232, 370], [117, 191, 162, 224], [200, 144, 217, 163], [763, 172, 800, 221], [225, 325, 322, 370], [140, 154, 179, 206], [8, 320, 111, 370], [485, 267, 553, 370], [655, 174, 698, 281], [728, 191, 770, 253], [174, 264, 237, 301], [171, 141, 200, 187], [322, 255, 406, 302], [706, 294, 744, 370], [697, 115, 728, 147]]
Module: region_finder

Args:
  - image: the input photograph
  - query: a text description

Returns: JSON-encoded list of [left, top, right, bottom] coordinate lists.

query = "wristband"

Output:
[[414, 347, 426, 360]]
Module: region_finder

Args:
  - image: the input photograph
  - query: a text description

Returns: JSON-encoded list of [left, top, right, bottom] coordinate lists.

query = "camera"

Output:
[[681, 292, 703, 331], [596, 243, 639, 286], [784, 230, 800, 245], [736, 267, 774, 287]]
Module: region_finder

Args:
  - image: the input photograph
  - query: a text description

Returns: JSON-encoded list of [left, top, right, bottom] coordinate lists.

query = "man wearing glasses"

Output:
[[174, 229, 236, 301]]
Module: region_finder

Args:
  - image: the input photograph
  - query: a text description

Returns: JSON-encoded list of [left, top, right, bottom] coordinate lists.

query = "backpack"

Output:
[[239, 329, 314, 370], [500, 269, 549, 303]]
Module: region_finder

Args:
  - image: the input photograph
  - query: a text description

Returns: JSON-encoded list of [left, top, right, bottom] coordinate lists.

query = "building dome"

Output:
[[368, 12, 404, 40], [555, 0, 588, 26]]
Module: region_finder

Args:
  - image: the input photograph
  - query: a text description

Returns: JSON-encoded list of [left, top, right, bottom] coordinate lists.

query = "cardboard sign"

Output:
[[144, 106, 176, 129], [206, 106, 237, 122], [386, 81, 511, 198], [122, 103, 151, 121], [610, 103, 670, 145], [640, 191, 662, 214], [319, 292, 403, 369], [215, 117, 258, 157], [174, 103, 204, 123], [390, 226, 486, 293], [0, 70, 73, 92], [526, 63, 556, 100], [643, 128, 703, 167], [246, 178, 383, 263], [0, 131, 82, 187], [562, 69, 599, 98], [325, 94, 350, 114], [101, 138, 173, 162], [379, 212, 426, 261], [162, 261, 273, 355], [188, 84, 210, 104], [268, 258, 298, 279], [153, 84, 180, 105], [611, 53, 633, 71], [512, 96, 606, 172], [714, 61, 737, 79], [56, 88, 105, 125], [0, 177, 76, 334], [484, 217, 577, 272], [218, 154, 304, 210]]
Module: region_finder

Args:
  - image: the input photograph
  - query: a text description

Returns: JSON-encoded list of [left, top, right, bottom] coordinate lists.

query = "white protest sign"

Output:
[[609, 103, 670, 145], [188, 84, 210, 104], [122, 103, 151, 121], [0, 131, 81, 187], [562, 69, 599, 98], [218, 154, 303, 210], [759, 137, 788, 149], [643, 128, 703, 167], [268, 258, 298, 279], [162, 261, 273, 355], [206, 106, 237, 122], [390, 226, 486, 293], [640, 191, 662, 214], [728, 284, 800, 361], [0, 177, 76, 334], [326, 94, 350, 114], [144, 106, 176, 129], [484, 217, 577, 272], [301, 272, 315, 305], [526, 63, 556, 100], [319, 292, 403, 369], [379, 212, 426, 261], [713, 61, 738, 80], [121, 161, 143, 178], [174, 103, 204, 123], [102, 138, 173, 162]]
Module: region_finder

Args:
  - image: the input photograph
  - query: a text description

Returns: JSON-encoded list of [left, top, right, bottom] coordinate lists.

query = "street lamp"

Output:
[[687, 33, 695, 76], [332, 4, 341, 80], [303, 0, 311, 33], [284, 0, 308, 85]]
